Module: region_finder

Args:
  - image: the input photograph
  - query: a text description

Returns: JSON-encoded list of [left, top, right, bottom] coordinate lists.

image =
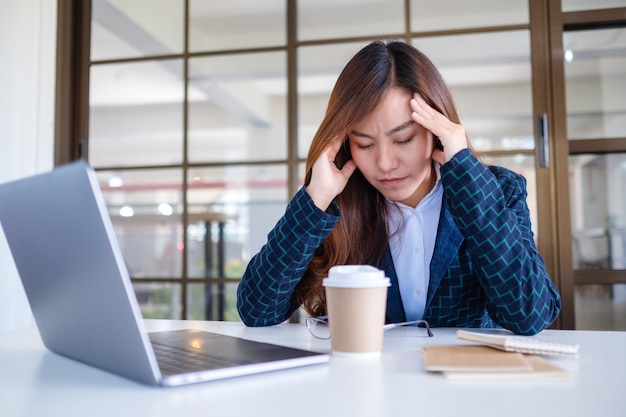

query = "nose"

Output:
[[376, 143, 398, 172]]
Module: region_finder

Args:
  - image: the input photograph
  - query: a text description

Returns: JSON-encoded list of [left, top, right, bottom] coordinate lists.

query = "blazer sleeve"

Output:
[[440, 149, 561, 335], [236, 187, 339, 326]]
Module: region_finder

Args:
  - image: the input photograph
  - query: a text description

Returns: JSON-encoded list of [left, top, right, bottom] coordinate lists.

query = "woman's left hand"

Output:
[[410, 94, 468, 165]]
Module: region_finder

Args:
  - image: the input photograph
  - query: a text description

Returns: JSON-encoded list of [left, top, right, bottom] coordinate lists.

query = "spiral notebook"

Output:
[[456, 330, 580, 357]]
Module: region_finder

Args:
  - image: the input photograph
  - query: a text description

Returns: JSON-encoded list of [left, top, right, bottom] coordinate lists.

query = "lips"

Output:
[[379, 177, 405, 186]]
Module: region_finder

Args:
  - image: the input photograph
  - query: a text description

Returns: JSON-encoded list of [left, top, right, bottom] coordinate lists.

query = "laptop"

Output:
[[0, 161, 329, 387]]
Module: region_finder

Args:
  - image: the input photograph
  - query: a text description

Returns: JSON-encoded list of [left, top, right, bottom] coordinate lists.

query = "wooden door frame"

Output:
[[54, 0, 91, 166]]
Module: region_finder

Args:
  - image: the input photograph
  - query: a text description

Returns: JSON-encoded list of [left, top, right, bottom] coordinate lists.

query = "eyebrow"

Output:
[[350, 120, 415, 139]]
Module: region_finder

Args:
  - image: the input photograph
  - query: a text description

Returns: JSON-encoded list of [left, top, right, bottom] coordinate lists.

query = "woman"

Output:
[[237, 40, 561, 335]]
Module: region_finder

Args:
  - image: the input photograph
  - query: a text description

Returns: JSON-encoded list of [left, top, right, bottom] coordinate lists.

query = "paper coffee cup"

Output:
[[323, 265, 390, 357]]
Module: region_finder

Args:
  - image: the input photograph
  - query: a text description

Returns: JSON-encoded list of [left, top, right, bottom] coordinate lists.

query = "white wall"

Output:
[[0, 0, 57, 330]]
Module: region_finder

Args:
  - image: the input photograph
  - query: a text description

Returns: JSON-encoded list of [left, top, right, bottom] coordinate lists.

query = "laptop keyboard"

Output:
[[152, 342, 242, 376]]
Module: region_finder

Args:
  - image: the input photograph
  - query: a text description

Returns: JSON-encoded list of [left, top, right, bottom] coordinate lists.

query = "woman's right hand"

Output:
[[305, 139, 357, 211]]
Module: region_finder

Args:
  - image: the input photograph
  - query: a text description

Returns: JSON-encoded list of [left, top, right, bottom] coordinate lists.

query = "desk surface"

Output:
[[1, 320, 624, 417]]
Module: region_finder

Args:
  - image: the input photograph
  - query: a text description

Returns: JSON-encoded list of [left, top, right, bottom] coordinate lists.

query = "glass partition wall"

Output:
[[86, 0, 544, 321], [562, 21, 626, 329], [89, 0, 290, 320], [65, 0, 565, 324]]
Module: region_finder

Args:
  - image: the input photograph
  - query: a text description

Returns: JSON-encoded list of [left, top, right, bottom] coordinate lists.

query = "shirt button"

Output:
[[413, 247, 420, 254], [416, 289, 422, 296]]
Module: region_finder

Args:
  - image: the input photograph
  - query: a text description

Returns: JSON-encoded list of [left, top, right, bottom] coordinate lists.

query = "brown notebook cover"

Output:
[[422, 345, 574, 380], [443, 355, 574, 381], [423, 345, 532, 372]]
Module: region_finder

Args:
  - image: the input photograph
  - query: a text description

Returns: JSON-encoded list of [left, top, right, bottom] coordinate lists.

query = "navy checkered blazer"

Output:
[[237, 149, 561, 335]]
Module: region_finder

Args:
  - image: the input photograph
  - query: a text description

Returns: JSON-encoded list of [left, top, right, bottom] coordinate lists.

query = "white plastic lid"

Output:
[[322, 265, 391, 288]]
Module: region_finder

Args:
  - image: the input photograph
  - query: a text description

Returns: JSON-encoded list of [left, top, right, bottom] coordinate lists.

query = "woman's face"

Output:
[[348, 87, 435, 208]]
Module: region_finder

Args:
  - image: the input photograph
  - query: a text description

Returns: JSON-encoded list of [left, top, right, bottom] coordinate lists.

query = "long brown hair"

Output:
[[294, 40, 463, 317]]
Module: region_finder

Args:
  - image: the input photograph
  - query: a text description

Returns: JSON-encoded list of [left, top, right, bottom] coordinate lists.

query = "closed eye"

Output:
[[396, 136, 414, 145]]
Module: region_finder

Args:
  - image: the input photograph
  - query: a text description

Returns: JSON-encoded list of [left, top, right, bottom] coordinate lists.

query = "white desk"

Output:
[[1, 320, 624, 417]]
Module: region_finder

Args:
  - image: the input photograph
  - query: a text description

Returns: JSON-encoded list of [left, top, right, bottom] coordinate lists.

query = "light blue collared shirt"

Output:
[[386, 168, 443, 321]]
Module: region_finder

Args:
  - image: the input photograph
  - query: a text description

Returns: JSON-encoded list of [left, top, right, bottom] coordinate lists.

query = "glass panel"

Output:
[[188, 52, 287, 163], [569, 154, 626, 271], [134, 282, 182, 319], [189, 0, 285, 52], [575, 285, 626, 330], [187, 283, 240, 321], [413, 31, 534, 152], [91, 0, 183, 61], [410, 0, 528, 32], [298, 0, 404, 41], [89, 60, 184, 167], [481, 155, 538, 241], [186, 165, 287, 279], [564, 28, 626, 140], [297, 42, 369, 159], [96, 168, 183, 278], [563, 0, 626, 12]]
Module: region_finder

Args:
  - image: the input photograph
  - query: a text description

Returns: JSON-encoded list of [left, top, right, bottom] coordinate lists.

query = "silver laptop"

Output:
[[0, 161, 328, 387]]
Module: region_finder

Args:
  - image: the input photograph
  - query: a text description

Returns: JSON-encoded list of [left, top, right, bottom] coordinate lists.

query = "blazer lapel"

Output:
[[426, 202, 464, 309], [380, 250, 406, 323]]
